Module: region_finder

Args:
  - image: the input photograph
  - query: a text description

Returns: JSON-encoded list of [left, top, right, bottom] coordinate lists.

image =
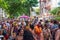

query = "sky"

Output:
[[51, 0, 60, 8]]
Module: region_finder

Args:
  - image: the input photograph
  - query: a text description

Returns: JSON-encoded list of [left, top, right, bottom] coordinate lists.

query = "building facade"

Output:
[[40, 0, 51, 14], [51, 0, 60, 9], [0, 8, 6, 20]]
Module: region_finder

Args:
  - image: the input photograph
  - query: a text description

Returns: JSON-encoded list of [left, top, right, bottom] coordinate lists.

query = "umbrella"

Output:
[[20, 15, 30, 18]]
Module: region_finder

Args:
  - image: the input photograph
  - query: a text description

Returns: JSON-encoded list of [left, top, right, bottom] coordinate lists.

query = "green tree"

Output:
[[50, 7, 60, 21], [50, 7, 60, 15], [34, 7, 40, 15], [0, 0, 38, 18]]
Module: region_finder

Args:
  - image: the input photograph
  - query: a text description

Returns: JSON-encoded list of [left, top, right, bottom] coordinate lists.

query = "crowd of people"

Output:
[[0, 17, 60, 40]]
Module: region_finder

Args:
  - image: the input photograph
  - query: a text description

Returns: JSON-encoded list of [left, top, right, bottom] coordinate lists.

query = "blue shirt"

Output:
[[52, 24, 58, 29]]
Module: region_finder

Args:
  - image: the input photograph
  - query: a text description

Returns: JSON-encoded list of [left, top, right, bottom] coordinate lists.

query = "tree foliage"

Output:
[[50, 7, 60, 15], [0, 0, 38, 18], [34, 7, 40, 15], [50, 7, 60, 21]]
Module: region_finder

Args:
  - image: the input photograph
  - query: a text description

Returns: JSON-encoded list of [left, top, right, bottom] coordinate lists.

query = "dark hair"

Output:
[[45, 20, 49, 23], [25, 21, 29, 26], [59, 24, 60, 29], [40, 20, 42, 22], [30, 24, 34, 30], [50, 20, 54, 23], [7, 21, 9, 23], [53, 20, 58, 24], [38, 22, 41, 24], [44, 24, 48, 28]]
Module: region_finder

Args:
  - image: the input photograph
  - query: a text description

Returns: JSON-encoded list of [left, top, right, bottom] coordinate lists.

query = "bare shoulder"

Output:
[[56, 29, 60, 34], [57, 29, 60, 32]]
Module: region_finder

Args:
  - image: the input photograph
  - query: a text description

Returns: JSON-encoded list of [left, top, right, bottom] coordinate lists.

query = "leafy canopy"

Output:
[[0, 0, 38, 18], [50, 7, 60, 15]]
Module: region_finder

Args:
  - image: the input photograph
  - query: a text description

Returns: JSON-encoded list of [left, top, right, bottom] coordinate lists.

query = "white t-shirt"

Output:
[[0, 35, 4, 40]]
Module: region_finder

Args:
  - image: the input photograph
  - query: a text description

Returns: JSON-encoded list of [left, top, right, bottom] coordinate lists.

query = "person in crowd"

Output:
[[6, 21, 10, 29], [0, 29, 4, 40], [49, 20, 54, 29], [51, 20, 59, 40], [0, 18, 60, 40], [8, 26, 17, 40], [43, 24, 52, 40], [34, 22, 44, 40], [55, 24, 60, 40], [16, 29, 23, 40], [0, 21, 2, 29], [23, 23, 35, 40], [8, 32, 17, 40]]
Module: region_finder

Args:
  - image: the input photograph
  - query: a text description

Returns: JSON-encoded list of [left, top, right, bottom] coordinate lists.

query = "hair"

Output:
[[40, 20, 42, 22], [58, 24, 60, 29], [44, 24, 48, 28], [7, 21, 9, 23], [45, 20, 49, 23], [30, 24, 34, 30], [50, 20, 54, 23], [53, 20, 58, 24], [18, 29, 21, 35], [25, 21, 29, 26]]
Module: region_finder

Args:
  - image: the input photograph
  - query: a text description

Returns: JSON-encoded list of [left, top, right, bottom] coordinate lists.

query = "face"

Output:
[[3, 24, 7, 29], [3, 24, 6, 27], [12, 33, 16, 38], [19, 30, 24, 36]]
